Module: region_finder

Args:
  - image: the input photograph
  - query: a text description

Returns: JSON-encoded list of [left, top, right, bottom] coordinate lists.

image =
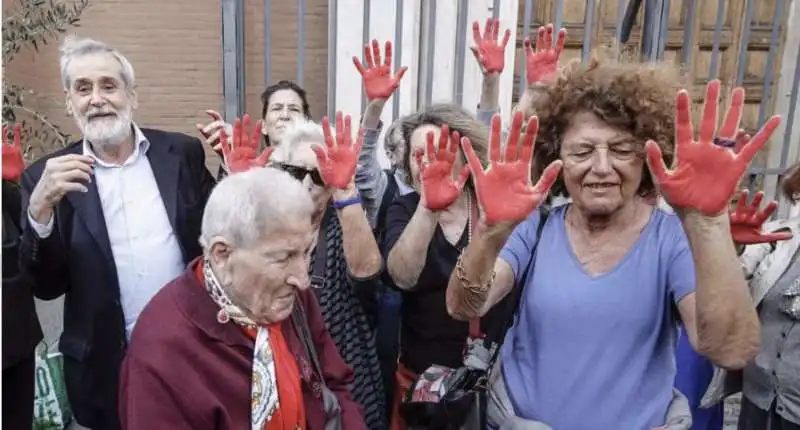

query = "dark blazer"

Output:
[[119, 263, 367, 430], [18, 129, 216, 430], [2, 180, 44, 369]]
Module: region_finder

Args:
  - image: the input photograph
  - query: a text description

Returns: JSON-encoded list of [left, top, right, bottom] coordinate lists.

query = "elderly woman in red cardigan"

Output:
[[119, 116, 367, 429]]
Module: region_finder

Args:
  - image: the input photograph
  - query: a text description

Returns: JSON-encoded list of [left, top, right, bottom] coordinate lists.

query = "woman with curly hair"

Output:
[[444, 53, 782, 429]]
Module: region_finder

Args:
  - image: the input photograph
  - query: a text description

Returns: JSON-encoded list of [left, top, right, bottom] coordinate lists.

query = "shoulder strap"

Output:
[[291, 297, 326, 385], [376, 169, 398, 235], [310, 207, 333, 289], [486, 207, 550, 366]]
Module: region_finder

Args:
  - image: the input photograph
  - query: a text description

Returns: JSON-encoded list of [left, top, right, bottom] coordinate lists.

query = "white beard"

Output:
[[75, 106, 134, 151]]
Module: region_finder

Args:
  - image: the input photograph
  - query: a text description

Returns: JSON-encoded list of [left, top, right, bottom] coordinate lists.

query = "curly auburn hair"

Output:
[[529, 55, 686, 198]]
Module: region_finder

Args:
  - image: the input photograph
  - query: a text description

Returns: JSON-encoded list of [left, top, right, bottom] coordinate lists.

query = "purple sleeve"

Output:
[[666, 220, 697, 304], [498, 211, 542, 284]]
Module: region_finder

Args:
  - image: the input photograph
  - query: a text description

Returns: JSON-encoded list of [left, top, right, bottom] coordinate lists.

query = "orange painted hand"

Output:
[[730, 190, 792, 245], [2, 123, 25, 182], [470, 18, 511, 75], [414, 124, 470, 211], [219, 114, 272, 174], [523, 23, 566, 85], [462, 111, 563, 227], [712, 87, 752, 153], [312, 112, 364, 189], [353, 40, 408, 102], [646, 79, 782, 216]]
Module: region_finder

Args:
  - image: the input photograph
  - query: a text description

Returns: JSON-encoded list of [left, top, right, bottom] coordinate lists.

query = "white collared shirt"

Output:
[[29, 124, 185, 340]]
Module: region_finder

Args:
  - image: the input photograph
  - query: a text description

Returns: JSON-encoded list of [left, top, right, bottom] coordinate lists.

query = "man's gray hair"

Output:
[[59, 35, 136, 89], [199, 167, 314, 250], [271, 119, 330, 163]]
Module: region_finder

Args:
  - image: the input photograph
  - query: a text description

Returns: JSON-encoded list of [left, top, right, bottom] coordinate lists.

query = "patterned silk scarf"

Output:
[[202, 259, 280, 429]]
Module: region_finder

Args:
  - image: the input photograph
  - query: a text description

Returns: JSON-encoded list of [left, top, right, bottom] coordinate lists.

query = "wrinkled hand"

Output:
[[353, 40, 407, 101], [414, 125, 470, 211], [730, 190, 792, 244], [28, 153, 94, 223], [523, 23, 566, 85], [712, 87, 752, 153], [312, 112, 364, 189], [219, 114, 272, 174], [196, 109, 233, 154], [646, 79, 782, 216], [470, 18, 511, 75], [2, 123, 25, 182], [462, 111, 562, 227]]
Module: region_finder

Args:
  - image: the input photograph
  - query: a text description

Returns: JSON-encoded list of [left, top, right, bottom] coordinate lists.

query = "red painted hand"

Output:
[[414, 125, 470, 211], [353, 40, 408, 101], [730, 190, 792, 244], [312, 112, 364, 189], [646, 79, 782, 216], [470, 18, 511, 75], [462, 111, 562, 227], [523, 23, 566, 85], [2, 123, 25, 182], [219, 114, 272, 174]]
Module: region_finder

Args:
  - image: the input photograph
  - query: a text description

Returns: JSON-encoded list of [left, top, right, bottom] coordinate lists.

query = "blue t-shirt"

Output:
[[498, 205, 696, 429]]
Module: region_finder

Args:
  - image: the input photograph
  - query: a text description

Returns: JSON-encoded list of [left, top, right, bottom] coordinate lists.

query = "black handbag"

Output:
[[399, 208, 550, 429]]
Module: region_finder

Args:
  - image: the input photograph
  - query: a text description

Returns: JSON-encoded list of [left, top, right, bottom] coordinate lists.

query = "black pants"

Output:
[[739, 396, 800, 430], [2, 355, 36, 430]]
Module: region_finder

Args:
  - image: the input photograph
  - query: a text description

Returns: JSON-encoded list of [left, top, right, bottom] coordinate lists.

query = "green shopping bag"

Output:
[[32, 343, 73, 430]]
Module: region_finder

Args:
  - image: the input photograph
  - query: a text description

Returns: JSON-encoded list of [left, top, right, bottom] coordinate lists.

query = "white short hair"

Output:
[[60, 35, 136, 89], [199, 167, 314, 250], [271, 119, 328, 163]]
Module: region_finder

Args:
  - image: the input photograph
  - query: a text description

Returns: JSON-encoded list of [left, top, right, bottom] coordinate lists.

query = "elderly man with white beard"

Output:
[[18, 36, 215, 430]]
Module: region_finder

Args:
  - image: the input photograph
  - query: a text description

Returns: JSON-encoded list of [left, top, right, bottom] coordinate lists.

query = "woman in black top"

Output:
[[2, 124, 44, 429], [382, 104, 508, 429]]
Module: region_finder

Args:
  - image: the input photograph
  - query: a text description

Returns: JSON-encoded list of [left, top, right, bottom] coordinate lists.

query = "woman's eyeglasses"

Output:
[[273, 162, 325, 187]]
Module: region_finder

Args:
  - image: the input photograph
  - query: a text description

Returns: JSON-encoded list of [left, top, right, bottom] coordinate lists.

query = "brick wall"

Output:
[[4, 0, 329, 170]]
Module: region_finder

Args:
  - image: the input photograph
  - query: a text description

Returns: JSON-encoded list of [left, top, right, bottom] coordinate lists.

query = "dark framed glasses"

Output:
[[273, 162, 325, 187]]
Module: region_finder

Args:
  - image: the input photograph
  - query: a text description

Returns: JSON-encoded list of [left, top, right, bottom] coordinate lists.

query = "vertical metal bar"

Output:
[[615, 0, 626, 44], [657, 0, 670, 60], [296, 0, 306, 86], [641, 0, 659, 62], [222, 0, 245, 123], [264, 0, 271, 87], [779, 49, 800, 169], [326, 0, 338, 120], [757, 0, 784, 128], [492, 0, 500, 19], [453, 0, 469, 105], [708, 0, 725, 80], [554, 0, 565, 35], [735, 0, 755, 86], [360, 0, 371, 112], [680, 0, 696, 67], [424, 0, 437, 107], [581, 0, 596, 63], [518, 0, 534, 95], [392, 0, 404, 122]]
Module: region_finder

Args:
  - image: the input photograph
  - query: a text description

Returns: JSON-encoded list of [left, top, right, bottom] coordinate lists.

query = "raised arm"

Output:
[[353, 39, 407, 225], [513, 24, 566, 118], [647, 80, 781, 369], [447, 112, 561, 318], [314, 112, 382, 279], [470, 18, 510, 118], [386, 125, 470, 290]]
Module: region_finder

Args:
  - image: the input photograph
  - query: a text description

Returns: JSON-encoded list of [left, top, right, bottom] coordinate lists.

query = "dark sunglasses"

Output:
[[273, 162, 325, 187]]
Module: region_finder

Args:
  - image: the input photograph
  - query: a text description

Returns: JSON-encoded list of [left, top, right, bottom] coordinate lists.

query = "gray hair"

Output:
[[271, 119, 327, 163], [199, 167, 314, 250], [59, 35, 136, 89]]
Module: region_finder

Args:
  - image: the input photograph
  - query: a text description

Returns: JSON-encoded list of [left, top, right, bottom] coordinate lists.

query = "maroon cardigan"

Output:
[[118, 265, 366, 429]]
